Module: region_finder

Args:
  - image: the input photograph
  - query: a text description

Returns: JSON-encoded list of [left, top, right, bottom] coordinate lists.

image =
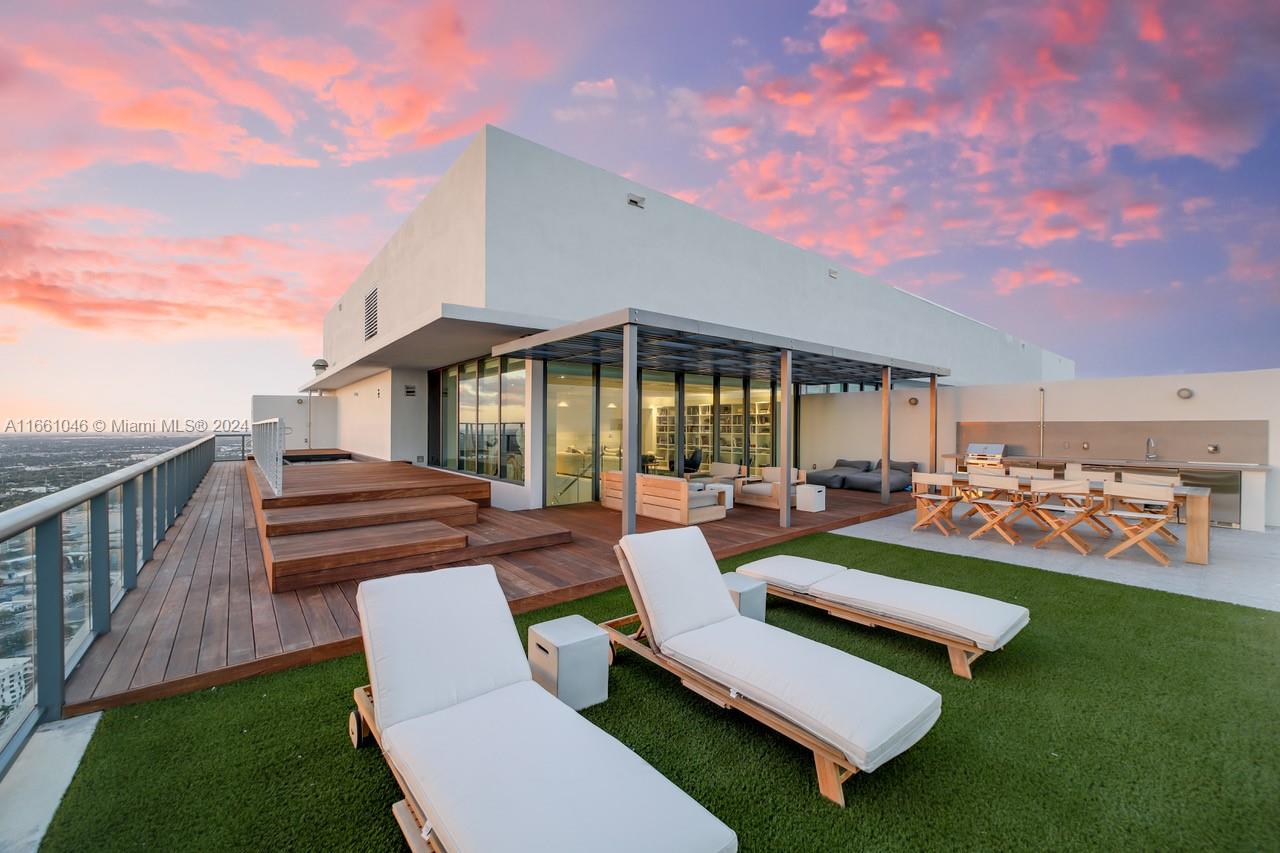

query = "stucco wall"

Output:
[[800, 368, 1279, 526], [482, 126, 1074, 386], [321, 133, 488, 370], [388, 368, 428, 464], [333, 371, 392, 460]]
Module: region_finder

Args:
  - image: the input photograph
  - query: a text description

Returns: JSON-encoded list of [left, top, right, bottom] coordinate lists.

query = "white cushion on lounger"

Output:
[[736, 555, 841, 592], [662, 615, 940, 772], [383, 680, 737, 853], [739, 555, 1030, 652], [618, 528, 738, 649], [356, 565, 531, 731]]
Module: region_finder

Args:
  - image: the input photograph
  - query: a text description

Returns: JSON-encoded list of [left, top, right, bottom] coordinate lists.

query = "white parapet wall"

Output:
[[250, 395, 338, 451], [800, 368, 1280, 529]]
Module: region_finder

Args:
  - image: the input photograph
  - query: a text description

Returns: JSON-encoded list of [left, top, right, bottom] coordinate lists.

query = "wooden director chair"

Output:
[[910, 472, 960, 536], [1026, 479, 1097, 556], [1102, 481, 1179, 566], [966, 473, 1027, 545]]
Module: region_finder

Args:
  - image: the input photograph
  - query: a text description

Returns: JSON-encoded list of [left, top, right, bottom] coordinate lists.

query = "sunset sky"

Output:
[[2, 0, 1278, 423]]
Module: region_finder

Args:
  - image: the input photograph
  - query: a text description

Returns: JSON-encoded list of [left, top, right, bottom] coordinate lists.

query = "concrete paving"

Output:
[[834, 512, 1280, 611], [0, 712, 101, 852]]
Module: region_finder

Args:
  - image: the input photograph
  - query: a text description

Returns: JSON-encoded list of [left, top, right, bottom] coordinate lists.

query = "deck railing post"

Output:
[[122, 477, 138, 590], [89, 493, 110, 635], [156, 461, 169, 539], [142, 469, 155, 560], [34, 515, 64, 722]]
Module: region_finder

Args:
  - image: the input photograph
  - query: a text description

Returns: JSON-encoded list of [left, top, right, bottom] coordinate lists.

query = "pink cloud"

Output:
[[820, 24, 869, 56], [810, 0, 848, 18], [571, 77, 618, 98], [993, 263, 1081, 295]]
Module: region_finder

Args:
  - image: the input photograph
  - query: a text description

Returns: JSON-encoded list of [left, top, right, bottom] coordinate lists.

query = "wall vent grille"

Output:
[[404, 385, 416, 397], [364, 289, 378, 340]]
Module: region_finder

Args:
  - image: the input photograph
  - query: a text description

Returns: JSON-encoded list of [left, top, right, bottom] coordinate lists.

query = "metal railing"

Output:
[[0, 434, 216, 778], [251, 418, 284, 496]]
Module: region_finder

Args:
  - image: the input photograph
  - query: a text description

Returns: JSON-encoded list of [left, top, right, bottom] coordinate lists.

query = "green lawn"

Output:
[[43, 534, 1280, 851]]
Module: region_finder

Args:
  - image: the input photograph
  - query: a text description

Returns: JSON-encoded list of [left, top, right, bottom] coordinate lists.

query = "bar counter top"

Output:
[[941, 454, 1269, 472]]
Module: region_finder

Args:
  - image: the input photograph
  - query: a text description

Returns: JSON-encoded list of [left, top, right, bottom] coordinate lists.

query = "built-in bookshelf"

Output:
[[655, 400, 773, 471]]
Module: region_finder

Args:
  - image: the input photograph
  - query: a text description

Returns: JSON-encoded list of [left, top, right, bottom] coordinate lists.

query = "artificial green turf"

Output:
[[42, 534, 1280, 851]]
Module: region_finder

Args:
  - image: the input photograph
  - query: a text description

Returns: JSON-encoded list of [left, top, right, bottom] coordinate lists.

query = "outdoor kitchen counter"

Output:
[[941, 454, 1268, 472]]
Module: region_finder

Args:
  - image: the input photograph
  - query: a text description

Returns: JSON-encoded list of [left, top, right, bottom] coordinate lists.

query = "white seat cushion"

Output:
[[618, 529, 738, 649], [687, 490, 719, 509], [736, 555, 842, 592], [739, 556, 1029, 652], [357, 565, 531, 731], [810, 569, 1029, 652], [662, 615, 940, 772], [740, 482, 773, 497], [383, 681, 737, 853]]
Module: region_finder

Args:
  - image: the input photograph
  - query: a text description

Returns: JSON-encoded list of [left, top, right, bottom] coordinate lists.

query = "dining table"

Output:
[[922, 472, 1212, 565]]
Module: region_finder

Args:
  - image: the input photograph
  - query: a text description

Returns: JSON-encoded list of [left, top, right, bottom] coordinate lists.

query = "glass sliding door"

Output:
[[748, 379, 774, 474], [545, 362, 595, 505], [477, 357, 501, 477], [598, 367, 622, 480], [442, 366, 458, 469], [683, 374, 714, 475], [500, 358, 526, 482], [641, 370, 676, 475], [458, 361, 478, 473], [717, 378, 744, 470]]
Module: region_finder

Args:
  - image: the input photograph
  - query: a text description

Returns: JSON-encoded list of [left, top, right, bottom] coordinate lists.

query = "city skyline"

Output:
[[2, 0, 1278, 422]]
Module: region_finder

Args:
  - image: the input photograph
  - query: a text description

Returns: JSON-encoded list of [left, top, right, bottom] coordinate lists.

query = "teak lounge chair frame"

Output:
[[601, 545, 859, 806], [349, 685, 445, 853], [758, 583, 987, 679]]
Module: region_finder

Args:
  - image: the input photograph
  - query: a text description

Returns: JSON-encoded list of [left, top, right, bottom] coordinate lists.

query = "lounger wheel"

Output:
[[607, 642, 616, 665], [349, 709, 374, 749]]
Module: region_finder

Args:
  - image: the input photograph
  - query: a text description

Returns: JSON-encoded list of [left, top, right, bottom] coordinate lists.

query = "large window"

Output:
[[546, 363, 595, 505], [748, 380, 774, 474], [437, 357, 525, 483], [683, 375, 714, 474], [598, 367, 622, 479], [717, 380, 744, 468], [641, 370, 676, 475]]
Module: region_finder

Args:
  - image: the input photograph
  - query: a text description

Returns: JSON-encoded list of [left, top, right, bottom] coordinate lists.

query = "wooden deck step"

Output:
[[265, 520, 468, 583], [268, 509, 575, 592], [262, 496, 478, 537]]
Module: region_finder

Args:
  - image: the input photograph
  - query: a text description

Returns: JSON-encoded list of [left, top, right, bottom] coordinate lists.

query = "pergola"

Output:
[[493, 308, 949, 535]]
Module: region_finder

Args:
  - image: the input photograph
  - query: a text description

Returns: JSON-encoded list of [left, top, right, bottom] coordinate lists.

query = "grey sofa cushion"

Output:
[[843, 470, 913, 492], [874, 459, 919, 474], [806, 469, 846, 488], [834, 459, 872, 472]]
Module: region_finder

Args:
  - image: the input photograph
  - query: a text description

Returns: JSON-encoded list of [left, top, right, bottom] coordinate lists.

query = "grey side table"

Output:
[[528, 614, 609, 711], [723, 573, 767, 621]]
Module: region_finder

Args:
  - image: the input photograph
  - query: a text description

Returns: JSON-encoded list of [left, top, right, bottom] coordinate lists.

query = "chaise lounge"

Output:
[[351, 565, 737, 853], [734, 555, 1030, 679], [601, 527, 941, 805]]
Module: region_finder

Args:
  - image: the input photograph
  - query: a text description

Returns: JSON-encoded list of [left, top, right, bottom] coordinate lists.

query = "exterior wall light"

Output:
[[907, 397, 919, 406], [312, 358, 329, 376], [1176, 387, 1194, 399]]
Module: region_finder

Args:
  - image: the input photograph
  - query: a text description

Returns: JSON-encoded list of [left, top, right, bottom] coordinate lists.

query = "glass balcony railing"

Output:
[[0, 433, 234, 778]]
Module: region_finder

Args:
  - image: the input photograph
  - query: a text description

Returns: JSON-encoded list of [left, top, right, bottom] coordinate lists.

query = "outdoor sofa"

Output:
[[807, 459, 917, 492]]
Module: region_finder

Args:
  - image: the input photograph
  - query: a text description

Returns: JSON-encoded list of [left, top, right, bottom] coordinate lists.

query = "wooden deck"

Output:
[[62, 462, 909, 715]]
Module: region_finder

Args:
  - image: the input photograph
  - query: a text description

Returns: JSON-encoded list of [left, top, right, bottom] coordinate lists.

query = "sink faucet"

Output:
[[1145, 437, 1158, 460]]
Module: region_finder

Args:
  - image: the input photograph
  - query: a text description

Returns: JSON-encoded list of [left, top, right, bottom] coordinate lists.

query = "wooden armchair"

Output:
[[734, 466, 806, 510], [601, 471, 728, 525]]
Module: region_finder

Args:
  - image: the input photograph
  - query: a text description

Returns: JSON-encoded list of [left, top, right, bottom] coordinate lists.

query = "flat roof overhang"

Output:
[[302, 304, 563, 391], [492, 308, 949, 384]]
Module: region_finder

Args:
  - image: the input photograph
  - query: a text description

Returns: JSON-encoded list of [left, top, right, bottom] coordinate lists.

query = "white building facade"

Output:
[[252, 127, 1274, 528]]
